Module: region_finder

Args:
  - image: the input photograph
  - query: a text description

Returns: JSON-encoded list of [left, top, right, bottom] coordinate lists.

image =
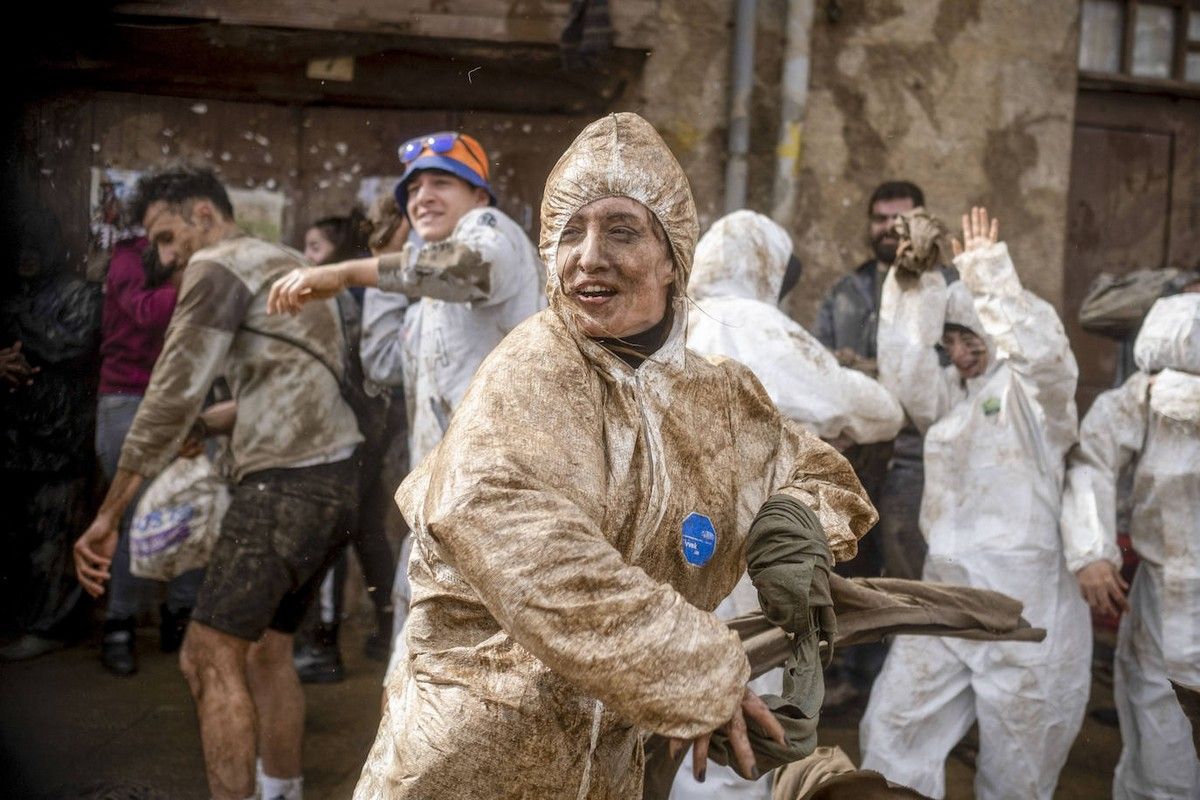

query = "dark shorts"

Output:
[[192, 458, 358, 641]]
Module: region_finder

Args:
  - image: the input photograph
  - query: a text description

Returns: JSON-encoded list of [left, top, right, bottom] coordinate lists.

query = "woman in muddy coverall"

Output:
[[349, 113, 876, 800], [859, 208, 1091, 799]]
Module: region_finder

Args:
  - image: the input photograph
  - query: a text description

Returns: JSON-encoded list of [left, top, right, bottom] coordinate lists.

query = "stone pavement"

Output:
[[1, 618, 1124, 799], [0, 617, 386, 799]]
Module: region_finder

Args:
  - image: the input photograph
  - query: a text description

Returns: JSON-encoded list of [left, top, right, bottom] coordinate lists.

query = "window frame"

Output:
[[1078, 0, 1200, 96]]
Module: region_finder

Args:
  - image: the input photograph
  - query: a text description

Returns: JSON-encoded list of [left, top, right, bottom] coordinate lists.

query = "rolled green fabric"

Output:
[[745, 494, 835, 650], [707, 494, 835, 776]]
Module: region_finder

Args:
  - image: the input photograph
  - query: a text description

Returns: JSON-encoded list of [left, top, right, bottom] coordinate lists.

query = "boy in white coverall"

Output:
[[1061, 293, 1200, 799], [270, 132, 545, 670], [674, 209, 905, 800], [859, 208, 1091, 799]]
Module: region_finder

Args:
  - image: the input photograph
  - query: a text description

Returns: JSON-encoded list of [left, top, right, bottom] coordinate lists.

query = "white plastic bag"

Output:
[[130, 454, 230, 581]]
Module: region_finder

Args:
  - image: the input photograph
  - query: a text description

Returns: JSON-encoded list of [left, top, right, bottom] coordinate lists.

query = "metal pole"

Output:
[[724, 0, 758, 214], [770, 0, 814, 226]]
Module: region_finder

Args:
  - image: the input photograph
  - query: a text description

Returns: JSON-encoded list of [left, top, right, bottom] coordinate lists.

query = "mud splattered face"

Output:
[[942, 327, 989, 380], [143, 200, 207, 273], [303, 226, 337, 266], [868, 197, 915, 265], [405, 170, 489, 243], [556, 197, 675, 339]]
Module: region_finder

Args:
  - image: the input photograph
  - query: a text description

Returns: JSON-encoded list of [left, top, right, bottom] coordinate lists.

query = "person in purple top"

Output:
[[95, 235, 203, 676]]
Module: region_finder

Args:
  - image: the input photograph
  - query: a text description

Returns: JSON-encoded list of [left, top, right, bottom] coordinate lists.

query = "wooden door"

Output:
[[1064, 89, 1200, 412]]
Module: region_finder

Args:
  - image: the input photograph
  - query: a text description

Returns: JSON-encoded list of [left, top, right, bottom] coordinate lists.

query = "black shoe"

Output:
[[0, 633, 65, 662], [294, 624, 344, 684], [159, 604, 191, 653], [101, 618, 138, 677]]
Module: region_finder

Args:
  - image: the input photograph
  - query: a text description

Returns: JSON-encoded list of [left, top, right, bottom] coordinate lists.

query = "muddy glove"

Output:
[[891, 207, 951, 280], [706, 494, 835, 776]]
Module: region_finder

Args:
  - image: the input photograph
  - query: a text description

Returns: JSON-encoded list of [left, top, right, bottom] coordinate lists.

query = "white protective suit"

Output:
[[672, 212, 904, 800], [686, 210, 905, 445], [354, 112, 876, 800], [1061, 293, 1200, 799], [859, 242, 1091, 800], [370, 206, 546, 671]]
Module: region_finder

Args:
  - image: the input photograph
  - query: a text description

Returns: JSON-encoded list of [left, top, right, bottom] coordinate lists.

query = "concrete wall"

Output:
[[780, 0, 1081, 324]]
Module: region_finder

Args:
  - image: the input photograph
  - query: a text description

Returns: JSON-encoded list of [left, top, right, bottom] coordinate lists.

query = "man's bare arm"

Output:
[[74, 469, 146, 597]]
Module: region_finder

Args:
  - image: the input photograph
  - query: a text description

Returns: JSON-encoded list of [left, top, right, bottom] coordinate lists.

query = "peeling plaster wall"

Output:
[[17, 0, 1080, 313], [781, 0, 1080, 325]]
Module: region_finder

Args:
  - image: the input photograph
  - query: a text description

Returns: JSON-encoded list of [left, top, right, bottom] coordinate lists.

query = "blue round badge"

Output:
[[681, 513, 718, 567]]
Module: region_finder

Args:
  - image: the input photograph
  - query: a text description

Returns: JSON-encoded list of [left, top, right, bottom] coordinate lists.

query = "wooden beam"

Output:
[[109, 1, 660, 50]]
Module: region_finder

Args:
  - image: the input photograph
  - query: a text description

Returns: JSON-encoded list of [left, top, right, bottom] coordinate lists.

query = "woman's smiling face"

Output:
[[556, 197, 675, 339]]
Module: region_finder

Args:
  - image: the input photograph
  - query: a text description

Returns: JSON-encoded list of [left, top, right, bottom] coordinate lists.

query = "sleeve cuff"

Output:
[[376, 250, 412, 294]]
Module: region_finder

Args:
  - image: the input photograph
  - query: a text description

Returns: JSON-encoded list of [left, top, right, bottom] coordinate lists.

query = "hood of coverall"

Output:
[[689, 210, 793, 305], [943, 280, 998, 380], [1134, 293, 1200, 375], [540, 112, 699, 334]]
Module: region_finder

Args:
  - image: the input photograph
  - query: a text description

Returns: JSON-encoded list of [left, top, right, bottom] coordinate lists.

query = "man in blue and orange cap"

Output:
[[268, 130, 545, 665]]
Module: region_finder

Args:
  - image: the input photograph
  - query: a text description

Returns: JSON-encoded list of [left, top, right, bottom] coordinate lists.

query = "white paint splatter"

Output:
[[335, 141, 348, 156], [191, 103, 208, 114]]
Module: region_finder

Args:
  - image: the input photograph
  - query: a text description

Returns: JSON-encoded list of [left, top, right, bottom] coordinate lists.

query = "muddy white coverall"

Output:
[[686, 210, 905, 445], [673, 211, 904, 800], [367, 207, 545, 667], [354, 113, 876, 800], [1061, 293, 1200, 799], [859, 242, 1091, 800]]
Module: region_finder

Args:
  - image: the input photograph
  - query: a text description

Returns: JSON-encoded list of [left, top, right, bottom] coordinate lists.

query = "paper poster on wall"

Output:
[[87, 167, 145, 279], [89, 167, 144, 250], [228, 187, 286, 243]]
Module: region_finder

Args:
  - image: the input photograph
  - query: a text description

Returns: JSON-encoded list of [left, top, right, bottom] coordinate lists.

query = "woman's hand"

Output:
[[669, 685, 786, 781], [951, 206, 1000, 257]]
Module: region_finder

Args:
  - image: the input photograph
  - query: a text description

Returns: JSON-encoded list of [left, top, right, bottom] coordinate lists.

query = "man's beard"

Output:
[[870, 232, 898, 265]]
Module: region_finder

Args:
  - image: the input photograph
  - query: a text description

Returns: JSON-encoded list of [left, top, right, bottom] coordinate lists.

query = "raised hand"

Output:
[[952, 206, 1000, 257]]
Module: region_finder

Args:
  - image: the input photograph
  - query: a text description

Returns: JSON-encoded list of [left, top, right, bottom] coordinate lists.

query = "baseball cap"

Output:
[[394, 131, 496, 214]]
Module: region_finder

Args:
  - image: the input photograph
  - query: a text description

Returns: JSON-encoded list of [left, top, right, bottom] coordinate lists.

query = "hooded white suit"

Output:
[[1061, 293, 1200, 799], [859, 241, 1091, 799], [686, 211, 905, 445]]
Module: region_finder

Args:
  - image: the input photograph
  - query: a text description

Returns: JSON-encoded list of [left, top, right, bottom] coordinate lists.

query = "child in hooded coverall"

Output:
[[1061, 293, 1200, 800], [859, 208, 1091, 800]]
